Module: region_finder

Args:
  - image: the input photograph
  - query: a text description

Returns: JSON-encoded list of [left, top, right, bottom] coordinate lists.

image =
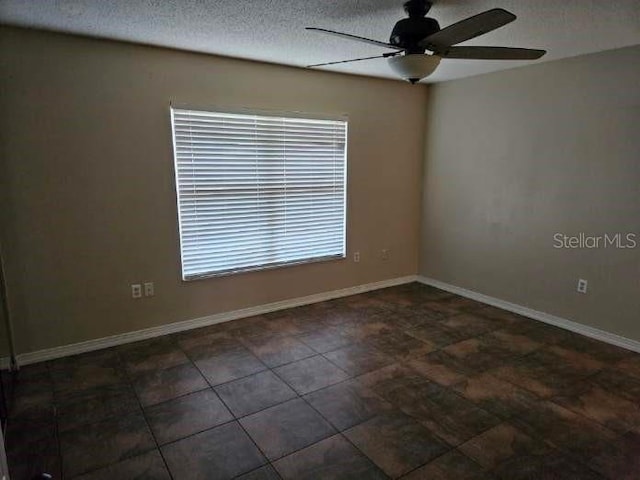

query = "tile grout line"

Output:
[[197, 345, 365, 469], [57, 346, 615, 477], [490, 415, 619, 479], [136, 362, 356, 452], [196, 296, 632, 475], [117, 348, 176, 480], [488, 365, 631, 474], [447, 351, 627, 478], [290, 343, 467, 477], [51, 351, 174, 479], [296, 387, 395, 478], [49, 360, 65, 480], [178, 340, 277, 477]]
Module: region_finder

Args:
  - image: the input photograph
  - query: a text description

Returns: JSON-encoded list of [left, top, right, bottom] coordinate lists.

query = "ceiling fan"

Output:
[[306, 0, 546, 83]]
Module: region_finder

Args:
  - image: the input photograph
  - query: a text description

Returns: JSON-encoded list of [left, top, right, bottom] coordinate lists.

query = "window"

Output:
[[171, 107, 347, 280]]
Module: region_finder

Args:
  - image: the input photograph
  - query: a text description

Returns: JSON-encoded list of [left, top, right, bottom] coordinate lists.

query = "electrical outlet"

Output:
[[131, 284, 142, 299], [144, 282, 154, 297], [577, 279, 588, 294], [381, 249, 389, 260], [354, 251, 360, 263]]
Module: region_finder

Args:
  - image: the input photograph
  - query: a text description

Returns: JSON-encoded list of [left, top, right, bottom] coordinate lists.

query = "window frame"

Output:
[[169, 104, 349, 281]]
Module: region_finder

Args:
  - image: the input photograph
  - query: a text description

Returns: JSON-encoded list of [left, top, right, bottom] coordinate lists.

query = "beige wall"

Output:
[[421, 46, 640, 341], [0, 27, 428, 354]]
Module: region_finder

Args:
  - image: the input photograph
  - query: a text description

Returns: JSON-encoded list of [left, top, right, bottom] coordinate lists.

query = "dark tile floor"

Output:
[[6, 283, 640, 479]]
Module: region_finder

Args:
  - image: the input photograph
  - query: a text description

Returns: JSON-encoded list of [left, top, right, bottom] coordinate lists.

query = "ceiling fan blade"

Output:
[[307, 52, 401, 68], [419, 8, 516, 51], [306, 27, 401, 50], [442, 46, 546, 60]]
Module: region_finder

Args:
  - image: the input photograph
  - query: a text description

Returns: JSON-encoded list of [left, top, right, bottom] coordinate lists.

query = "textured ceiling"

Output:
[[1, 0, 639, 83]]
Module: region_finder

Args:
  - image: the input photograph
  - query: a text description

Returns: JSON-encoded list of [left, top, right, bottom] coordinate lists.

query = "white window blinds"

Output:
[[171, 107, 347, 280]]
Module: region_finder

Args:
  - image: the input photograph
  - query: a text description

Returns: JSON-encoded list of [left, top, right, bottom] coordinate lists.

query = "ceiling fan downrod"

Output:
[[404, 0, 432, 18]]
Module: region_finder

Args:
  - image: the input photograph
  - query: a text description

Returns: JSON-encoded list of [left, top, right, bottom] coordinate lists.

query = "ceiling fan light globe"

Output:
[[388, 54, 441, 83]]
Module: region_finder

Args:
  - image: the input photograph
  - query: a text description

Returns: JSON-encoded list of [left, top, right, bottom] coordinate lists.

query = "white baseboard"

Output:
[[16, 275, 418, 367], [417, 275, 640, 354], [17, 273, 639, 367]]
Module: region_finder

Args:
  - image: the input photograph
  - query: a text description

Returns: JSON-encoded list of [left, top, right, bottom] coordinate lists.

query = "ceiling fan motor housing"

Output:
[[390, 17, 441, 53], [392, 1, 440, 54]]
